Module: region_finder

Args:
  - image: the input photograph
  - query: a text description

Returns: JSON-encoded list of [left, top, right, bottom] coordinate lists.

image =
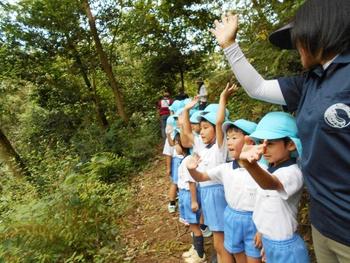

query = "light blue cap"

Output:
[[190, 110, 203, 124], [169, 100, 183, 113], [203, 103, 218, 112], [197, 104, 229, 125], [182, 98, 192, 105], [198, 111, 216, 125], [250, 112, 302, 157], [166, 115, 177, 127], [202, 104, 229, 117], [173, 108, 184, 119], [222, 119, 257, 135]]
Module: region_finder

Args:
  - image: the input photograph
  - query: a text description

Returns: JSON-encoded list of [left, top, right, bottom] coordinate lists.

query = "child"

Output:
[[176, 104, 212, 238], [163, 115, 178, 213], [178, 97, 206, 154], [174, 129, 206, 263], [187, 84, 262, 263], [240, 112, 309, 263], [183, 85, 234, 263]]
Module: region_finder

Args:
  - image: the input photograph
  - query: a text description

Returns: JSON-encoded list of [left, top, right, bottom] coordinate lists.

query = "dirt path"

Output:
[[118, 155, 214, 263]]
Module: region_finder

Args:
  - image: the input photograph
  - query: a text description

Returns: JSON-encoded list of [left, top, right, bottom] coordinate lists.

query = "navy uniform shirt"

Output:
[[278, 51, 350, 246]]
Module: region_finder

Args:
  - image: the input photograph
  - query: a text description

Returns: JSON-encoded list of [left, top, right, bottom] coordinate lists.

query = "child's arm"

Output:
[[217, 83, 238, 148], [165, 155, 172, 178], [165, 123, 176, 146], [240, 138, 284, 190], [189, 182, 199, 212], [186, 154, 211, 182], [180, 98, 199, 148]]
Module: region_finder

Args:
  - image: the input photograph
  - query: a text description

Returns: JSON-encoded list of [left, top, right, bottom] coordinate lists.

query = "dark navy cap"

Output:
[[269, 22, 295, 50]]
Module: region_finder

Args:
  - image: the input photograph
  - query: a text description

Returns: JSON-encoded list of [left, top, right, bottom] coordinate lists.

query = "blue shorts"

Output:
[[179, 189, 201, 224], [171, 157, 182, 184], [262, 234, 310, 263], [224, 207, 261, 258], [200, 184, 227, 232]]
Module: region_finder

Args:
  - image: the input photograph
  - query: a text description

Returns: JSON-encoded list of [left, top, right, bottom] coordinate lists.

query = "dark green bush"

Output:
[[0, 169, 132, 263]]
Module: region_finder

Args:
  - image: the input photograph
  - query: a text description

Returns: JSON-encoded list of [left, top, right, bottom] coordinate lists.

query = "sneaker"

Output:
[[200, 226, 212, 238], [185, 252, 206, 263], [167, 203, 176, 213], [182, 245, 196, 258]]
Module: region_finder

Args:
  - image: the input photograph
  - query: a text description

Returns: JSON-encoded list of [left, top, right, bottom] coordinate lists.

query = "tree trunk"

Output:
[[179, 66, 185, 94], [82, 0, 128, 123], [69, 43, 109, 129], [0, 128, 30, 177], [91, 74, 109, 128]]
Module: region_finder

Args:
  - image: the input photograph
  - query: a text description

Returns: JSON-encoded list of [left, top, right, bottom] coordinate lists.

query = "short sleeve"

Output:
[[274, 165, 303, 199], [278, 75, 305, 112], [179, 159, 195, 183], [206, 163, 226, 183], [162, 139, 173, 156]]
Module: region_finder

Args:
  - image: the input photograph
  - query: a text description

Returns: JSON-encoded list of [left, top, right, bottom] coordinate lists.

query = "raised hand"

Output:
[[210, 12, 238, 49], [184, 96, 199, 110], [186, 154, 200, 170], [220, 82, 239, 100]]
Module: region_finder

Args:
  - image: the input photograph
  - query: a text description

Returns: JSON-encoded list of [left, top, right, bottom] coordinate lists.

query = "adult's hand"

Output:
[[210, 12, 238, 49]]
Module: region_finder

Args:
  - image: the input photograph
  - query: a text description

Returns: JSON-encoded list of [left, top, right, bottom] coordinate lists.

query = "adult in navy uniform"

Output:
[[210, 0, 350, 262]]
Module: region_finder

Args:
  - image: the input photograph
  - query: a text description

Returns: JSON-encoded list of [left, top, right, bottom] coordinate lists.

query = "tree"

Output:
[[0, 128, 30, 177], [120, 0, 218, 94], [82, 0, 128, 122]]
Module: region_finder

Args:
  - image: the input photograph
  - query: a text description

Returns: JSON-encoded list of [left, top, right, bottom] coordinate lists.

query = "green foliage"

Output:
[[103, 111, 160, 166], [0, 164, 133, 262], [81, 152, 132, 183]]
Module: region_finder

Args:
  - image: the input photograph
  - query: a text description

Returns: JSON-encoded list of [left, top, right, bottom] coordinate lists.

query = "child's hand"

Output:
[[210, 12, 238, 49], [191, 201, 199, 212], [220, 82, 239, 100], [254, 232, 262, 249], [165, 124, 174, 135], [186, 154, 200, 170], [184, 97, 199, 110], [240, 136, 266, 164]]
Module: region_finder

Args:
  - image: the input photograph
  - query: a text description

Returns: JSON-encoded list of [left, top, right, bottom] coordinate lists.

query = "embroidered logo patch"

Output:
[[324, 103, 350, 128]]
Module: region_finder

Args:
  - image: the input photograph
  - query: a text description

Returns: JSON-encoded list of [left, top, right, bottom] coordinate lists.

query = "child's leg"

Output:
[[168, 183, 177, 213], [213, 231, 234, 263], [246, 256, 262, 263], [234, 253, 261, 263], [168, 183, 177, 202], [190, 224, 204, 258], [234, 252, 247, 263]]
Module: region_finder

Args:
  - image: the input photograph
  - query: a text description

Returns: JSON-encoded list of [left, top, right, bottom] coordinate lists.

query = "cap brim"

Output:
[[269, 22, 295, 50]]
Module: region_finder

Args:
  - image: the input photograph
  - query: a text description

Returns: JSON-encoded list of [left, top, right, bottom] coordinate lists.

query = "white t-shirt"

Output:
[[207, 161, 263, 211], [253, 163, 303, 240], [178, 155, 197, 190], [192, 134, 206, 154], [162, 139, 173, 156], [197, 141, 227, 187]]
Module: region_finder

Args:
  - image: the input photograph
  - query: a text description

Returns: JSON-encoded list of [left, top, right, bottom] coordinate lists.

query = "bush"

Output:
[[81, 152, 133, 183], [0, 159, 134, 262]]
